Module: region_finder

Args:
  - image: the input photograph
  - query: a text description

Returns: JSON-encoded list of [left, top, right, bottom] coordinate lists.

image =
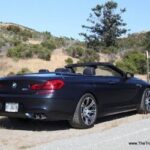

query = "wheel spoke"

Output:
[[88, 109, 96, 114], [145, 98, 150, 105], [85, 97, 90, 106], [85, 116, 89, 125], [87, 100, 95, 109]]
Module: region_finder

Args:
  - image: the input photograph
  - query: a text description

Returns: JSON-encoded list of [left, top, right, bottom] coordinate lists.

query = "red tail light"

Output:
[[30, 80, 64, 90]]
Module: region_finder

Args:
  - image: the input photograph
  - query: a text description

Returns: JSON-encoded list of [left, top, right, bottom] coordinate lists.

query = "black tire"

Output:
[[69, 93, 98, 129], [138, 88, 150, 114]]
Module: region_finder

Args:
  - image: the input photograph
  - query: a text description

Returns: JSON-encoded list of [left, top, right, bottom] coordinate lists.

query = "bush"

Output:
[[65, 58, 73, 65], [66, 46, 99, 63], [37, 49, 51, 61], [7, 44, 51, 61], [11, 39, 21, 46], [116, 51, 146, 74], [55, 37, 66, 47], [101, 46, 119, 54], [66, 46, 85, 58], [78, 49, 99, 63], [41, 39, 56, 50], [20, 29, 32, 38], [7, 72, 15, 76], [6, 25, 33, 41], [17, 68, 31, 75], [6, 25, 21, 33]]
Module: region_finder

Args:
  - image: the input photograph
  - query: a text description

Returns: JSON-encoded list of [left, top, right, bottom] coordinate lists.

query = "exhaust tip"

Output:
[[34, 113, 47, 120]]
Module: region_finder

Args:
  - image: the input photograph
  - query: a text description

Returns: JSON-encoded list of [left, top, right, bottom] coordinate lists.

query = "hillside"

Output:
[[0, 22, 112, 75], [0, 22, 78, 57], [0, 22, 149, 76], [0, 48, 78, 76], [0, 22, 82, 75]]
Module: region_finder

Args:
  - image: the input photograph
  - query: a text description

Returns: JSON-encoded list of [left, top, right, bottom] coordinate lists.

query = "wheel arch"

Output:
[[83, 91, 99, 106]]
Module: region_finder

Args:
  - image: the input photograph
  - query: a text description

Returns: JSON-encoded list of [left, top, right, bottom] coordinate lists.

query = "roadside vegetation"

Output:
[[116, 51, 146, 74], [0, 23, 74, 61], [78, 0, 148, 74], [7, 44, 52, 61], [0, 1, 149, 74]]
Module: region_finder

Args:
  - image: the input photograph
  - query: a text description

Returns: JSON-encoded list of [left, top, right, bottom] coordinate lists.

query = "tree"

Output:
[[144, 31, 150, 50], [80, 1, 127, 50], [116, 51, 146, 74]]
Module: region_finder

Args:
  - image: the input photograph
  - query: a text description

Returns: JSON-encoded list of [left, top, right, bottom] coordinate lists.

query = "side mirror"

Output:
[[126, 72, 134, 79]]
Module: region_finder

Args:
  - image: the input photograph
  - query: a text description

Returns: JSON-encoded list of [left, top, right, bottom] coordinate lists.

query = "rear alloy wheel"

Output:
[[69, 93, 97, 129], [139, 88, 150, 113]]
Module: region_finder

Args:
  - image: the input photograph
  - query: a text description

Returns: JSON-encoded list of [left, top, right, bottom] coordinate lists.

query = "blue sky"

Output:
[[0, 0, 150, 40]]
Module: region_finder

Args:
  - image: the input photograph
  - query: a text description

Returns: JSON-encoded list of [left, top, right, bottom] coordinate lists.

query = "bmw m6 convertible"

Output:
[[0, 62, 149, 128]]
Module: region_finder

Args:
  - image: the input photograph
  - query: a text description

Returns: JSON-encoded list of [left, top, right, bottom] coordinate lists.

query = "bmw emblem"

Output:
[[12, 82, 17, 89]]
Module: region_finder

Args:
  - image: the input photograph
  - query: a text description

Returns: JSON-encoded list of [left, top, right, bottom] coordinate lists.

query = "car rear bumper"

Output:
[[0, 94, 76, 121]]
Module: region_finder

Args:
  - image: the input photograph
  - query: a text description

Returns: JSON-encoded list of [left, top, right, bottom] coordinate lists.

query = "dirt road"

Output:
[[0, 112, 150, 150]]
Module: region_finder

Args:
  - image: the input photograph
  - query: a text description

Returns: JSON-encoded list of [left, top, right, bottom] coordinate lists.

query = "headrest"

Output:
[[39, 69, 49, 73], [83, 67, 95, 76]]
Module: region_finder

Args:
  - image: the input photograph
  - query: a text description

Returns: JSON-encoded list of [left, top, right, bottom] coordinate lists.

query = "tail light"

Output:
[[30, 80, 64, 90]]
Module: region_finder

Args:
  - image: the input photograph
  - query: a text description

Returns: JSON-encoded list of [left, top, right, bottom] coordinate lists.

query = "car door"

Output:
[[93, 65, 139, 113]]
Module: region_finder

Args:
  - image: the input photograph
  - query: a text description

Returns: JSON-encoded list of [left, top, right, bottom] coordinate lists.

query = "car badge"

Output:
[[12, 82, 17, 89]]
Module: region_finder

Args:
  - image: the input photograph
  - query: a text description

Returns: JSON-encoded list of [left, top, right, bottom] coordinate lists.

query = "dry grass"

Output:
[[0, 49, 147, 82], [27, 39, 42, 45], [0, 49, 78, 76]]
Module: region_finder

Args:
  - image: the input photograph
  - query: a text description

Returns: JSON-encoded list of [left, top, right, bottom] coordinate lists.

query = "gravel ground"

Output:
[[31, 118, 150, 150], [0, 112, 150, 150]]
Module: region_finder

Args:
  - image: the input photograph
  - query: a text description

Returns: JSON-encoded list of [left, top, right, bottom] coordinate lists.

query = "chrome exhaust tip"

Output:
[[34, 113, 47, 120]]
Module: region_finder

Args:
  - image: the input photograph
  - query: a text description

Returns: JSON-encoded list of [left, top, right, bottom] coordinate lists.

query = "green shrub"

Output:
[[55, 37, 66, 47], [101, 46, 119, 54], [6, 25, 21, 33], [7, 72, 15, 76], [78, 49, 99, 63], [20, 29, 32, 38], [7, 44, 51, 61], [65, 58, 73, 65], [43, 31, 52, 40], [6, 25, 33, 41], [66, 46, 85, 58], [7, 45, 23, 58], [37, 49, 51, 61], [116, 61, 137, 73], [41, 39, 56, 50], [17, 68, 31, 75], [12, 39, 21, 46], [116, 51, 146, 74]]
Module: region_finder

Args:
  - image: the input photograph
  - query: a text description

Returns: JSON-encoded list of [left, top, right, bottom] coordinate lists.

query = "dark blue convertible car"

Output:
[[0, 62, 150, 128]]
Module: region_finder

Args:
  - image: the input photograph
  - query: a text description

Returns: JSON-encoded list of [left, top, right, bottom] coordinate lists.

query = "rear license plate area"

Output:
[[5, 103, 19, 112]]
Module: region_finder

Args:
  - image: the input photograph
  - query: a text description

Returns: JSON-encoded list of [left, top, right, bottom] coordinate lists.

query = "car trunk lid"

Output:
[[0, 73, 62, 95]]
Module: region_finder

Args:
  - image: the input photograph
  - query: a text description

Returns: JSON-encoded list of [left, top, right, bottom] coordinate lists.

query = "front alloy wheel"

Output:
[[139, 88, 150, 113]]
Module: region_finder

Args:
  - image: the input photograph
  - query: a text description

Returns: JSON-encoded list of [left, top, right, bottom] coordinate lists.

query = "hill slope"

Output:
[[0, 22, 149, 76], [0, 22, 77, 57], [0, 48, 78, 76]]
